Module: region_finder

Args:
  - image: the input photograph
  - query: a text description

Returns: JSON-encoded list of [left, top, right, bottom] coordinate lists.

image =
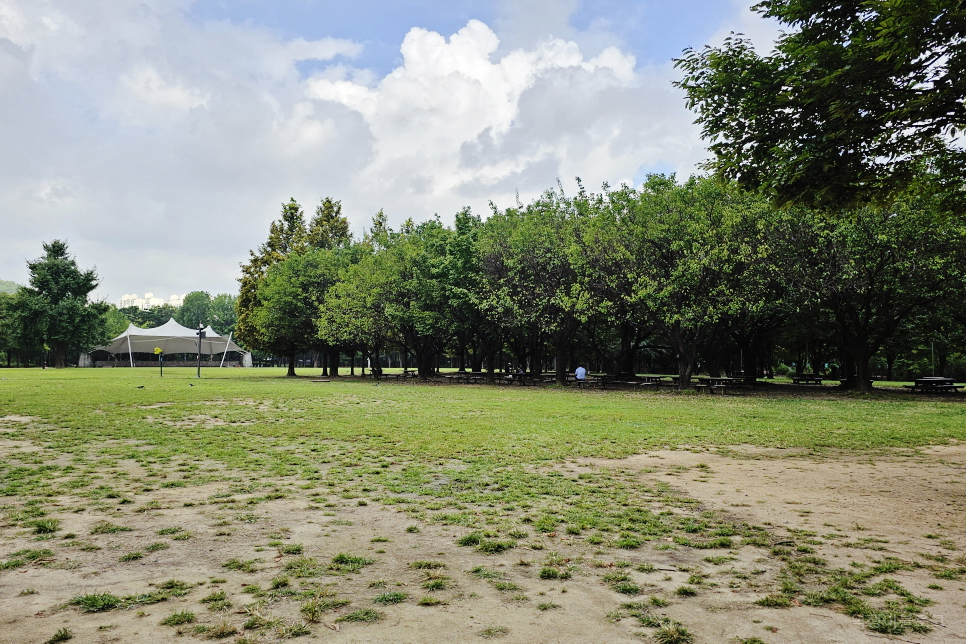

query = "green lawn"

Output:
[[2, 368, 963, 470]]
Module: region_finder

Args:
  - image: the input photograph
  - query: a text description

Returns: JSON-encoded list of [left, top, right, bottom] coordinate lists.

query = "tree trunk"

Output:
[[329, 348, 340, 377], [286, 350, 297, 377], [854, 347, 874, 393], [53, 344, 66, 369], [555, 347, 567, 385], [676, 352, 695, 390]]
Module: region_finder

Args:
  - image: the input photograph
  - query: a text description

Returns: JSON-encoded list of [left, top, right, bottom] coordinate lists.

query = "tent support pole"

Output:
[[127, 334, 134, 368], [220, 333, 233, 368]]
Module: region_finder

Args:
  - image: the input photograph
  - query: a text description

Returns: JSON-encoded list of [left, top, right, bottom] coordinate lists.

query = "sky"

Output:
[[0, 0, 780, 303]]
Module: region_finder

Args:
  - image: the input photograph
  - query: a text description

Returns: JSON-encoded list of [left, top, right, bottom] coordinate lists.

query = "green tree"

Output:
[[252, 250, 346, 376], [675, 0, 966, 211], [446, 208, 500, 377], [628, 176, 773, 388], [785, 199, 966, 391], [0, 278, 17, 295], [101, 305, 131, 340], [381, 218, 457, 378], [307, 197, 352, 250], [209, 293, 238, 337], [318, 249, 394, 374], [118, 304, 179, 328], [14, 240, 108, 368], [236, 199, 308, 353], [175, 291, 212, 330], [481, 188, 594, 383], [0, 292, 15, 366]]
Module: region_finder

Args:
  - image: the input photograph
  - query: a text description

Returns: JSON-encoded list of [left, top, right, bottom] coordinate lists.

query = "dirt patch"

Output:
[[581, 447, 966, 642], [0, 415, 38, 424], [2, 447, 965, 643]]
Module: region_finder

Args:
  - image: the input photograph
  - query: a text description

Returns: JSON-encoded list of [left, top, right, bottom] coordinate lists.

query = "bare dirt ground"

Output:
[[2, 432, 965, 643]]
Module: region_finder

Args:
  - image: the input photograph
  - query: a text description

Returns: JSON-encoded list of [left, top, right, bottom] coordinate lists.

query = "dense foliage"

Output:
[[674, 0, 966, 212], [235, 176, 966, 391]]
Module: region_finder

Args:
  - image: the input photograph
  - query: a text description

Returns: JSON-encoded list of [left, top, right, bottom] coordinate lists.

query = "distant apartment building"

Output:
[[120, 292, 186, 309]]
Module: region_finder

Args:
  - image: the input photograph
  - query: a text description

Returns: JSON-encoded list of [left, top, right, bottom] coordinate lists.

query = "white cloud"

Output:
[[0, 1, 709, 301], [306, 19, 700, 217]]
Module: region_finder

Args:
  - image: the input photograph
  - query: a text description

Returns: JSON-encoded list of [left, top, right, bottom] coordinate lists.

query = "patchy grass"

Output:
[[2, 368, 965, 641]]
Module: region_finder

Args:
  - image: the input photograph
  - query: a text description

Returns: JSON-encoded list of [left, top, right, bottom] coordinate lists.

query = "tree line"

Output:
[[235, 177, 966, 392]]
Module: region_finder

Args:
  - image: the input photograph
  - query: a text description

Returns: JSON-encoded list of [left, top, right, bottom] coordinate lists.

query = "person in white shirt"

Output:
[[574, 365, 587, 388]]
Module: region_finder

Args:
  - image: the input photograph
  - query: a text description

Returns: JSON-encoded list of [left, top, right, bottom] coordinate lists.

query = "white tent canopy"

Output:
[[95, 318, 247, 365]]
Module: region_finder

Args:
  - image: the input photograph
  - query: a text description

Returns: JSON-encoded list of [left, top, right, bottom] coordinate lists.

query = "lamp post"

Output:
[[196, 323, 205, 378], [155, 347, 163, 378]]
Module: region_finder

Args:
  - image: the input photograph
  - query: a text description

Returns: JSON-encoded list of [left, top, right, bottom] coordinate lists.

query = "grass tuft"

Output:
[[70, 592, 121, 612], [336, 608, 382, 623], [160, 610, 195, 626], [43, 628, 73, 644]]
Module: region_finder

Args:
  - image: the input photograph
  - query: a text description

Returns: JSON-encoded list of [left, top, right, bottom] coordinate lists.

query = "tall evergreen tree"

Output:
[[14, 240, 108, 368], [236, 199, 308, 352], [307, 197, 352, 250]]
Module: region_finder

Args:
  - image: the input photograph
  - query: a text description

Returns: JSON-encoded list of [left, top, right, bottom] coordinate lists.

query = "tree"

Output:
[[175, 291, 212, 330], [236, 199, 308, 353], [446, 208, 500, 377], [251, 251, 339, 377], [628, 176, 773, 388], [480, 188, 593, 384], [0, 293, 15, 366], [675, 0, 966, 211], [380, 218, 458, 379], [14, 240, 108, 368], [119, 304, 180, 328], [318, 249, 394, 373], [307, 197, 352, 250], [784, 198, 966, 392], [101, 305, 131, 340], [209, 293, 238, 337]]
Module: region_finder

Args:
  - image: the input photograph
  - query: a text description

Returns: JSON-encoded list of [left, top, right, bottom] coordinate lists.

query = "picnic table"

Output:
[[695, 376, 738, 394], [501, 373, 537, 385], [445, 371, 485, 384], [791, 373, 823, 385], [626, 375, 665, 390], [904, 377, 962, 393]]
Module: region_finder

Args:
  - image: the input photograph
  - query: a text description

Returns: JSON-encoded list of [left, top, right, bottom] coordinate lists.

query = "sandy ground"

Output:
[[2, 437, 965, 643]]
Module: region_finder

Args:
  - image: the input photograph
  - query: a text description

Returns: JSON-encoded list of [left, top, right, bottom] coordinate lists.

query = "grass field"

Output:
[[4, 367, 965, 462], [1, 368, 964, 642]]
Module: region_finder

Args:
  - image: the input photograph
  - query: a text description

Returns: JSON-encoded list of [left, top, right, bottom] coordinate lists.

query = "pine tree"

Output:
[[307, 197, 352, 250], [235, 199, 307, 352], [15, 240, 108, 368]]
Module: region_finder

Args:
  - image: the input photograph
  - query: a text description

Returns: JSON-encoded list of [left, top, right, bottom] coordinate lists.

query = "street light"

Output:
[[196, 323, 205, 378]]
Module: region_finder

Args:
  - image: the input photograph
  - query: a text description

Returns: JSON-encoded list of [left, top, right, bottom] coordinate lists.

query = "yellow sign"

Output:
[[154, 347, 162, 355]]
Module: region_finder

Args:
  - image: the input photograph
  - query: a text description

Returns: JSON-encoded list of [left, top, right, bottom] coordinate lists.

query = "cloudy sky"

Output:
[[0, 0, 779, 302]]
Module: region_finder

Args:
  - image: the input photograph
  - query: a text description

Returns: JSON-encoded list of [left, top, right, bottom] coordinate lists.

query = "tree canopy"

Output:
[[675, 0, 966, 211], [13, 240, 108, 368]]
